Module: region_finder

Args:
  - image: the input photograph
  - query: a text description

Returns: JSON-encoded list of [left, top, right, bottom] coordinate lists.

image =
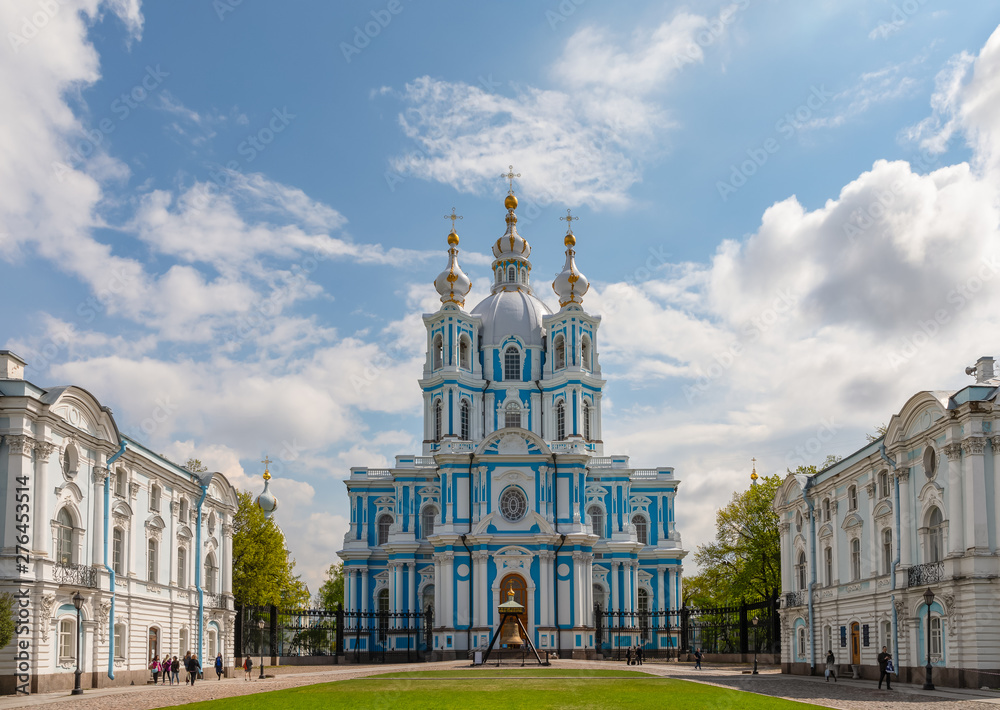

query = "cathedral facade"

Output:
[[338, 190, 686, 659]]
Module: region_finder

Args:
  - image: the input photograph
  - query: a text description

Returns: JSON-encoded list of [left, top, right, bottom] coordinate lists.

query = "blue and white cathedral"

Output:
[[339, 187, 686, 659]]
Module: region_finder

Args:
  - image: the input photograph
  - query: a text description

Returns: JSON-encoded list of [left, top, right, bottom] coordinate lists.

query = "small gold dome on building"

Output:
[[447, 229, 459, 245], [505, 193, 518, 210], [564, 233, 576, 247]]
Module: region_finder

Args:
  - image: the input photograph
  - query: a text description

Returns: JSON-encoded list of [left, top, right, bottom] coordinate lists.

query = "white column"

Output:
[[657, 566, 666, 613], [779, 523, 792, 591], [360, 569, 369, 614], [897, 470, 912, 566], [945, 444, 964, 556], [538, 552, 551, 627], [610, 561, 619, 612], [963, 438, 989, 552], [33, 439, 54, 555], [92, 467, 108, 564], [3, 435, 33, 552], [433, 559, 442, 628], [993, 437, 1000, 552], [829, 501, 840, 584], [390, 562, 399, 614], [223, 524, 233, 594], [345, 569, 354, 611], [410, 561, 417, 614]]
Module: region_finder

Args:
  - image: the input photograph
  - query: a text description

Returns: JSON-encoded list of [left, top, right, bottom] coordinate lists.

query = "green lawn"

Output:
[[172, 669, 826, 709]]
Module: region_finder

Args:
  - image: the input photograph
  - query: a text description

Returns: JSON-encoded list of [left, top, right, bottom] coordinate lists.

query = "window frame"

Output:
[[848, 485, 858, 511], [824, 546, 833, 586], [177, 546, 186, 587], [432, 334, 443, 370], [554, 335, 566, 370], [927, 507, 944, 562], [421, 506, 437, 538], [460, 399, 470, 440], [504, 346, 521, 381], [56, 508, 74, 565], [114, 623, 126, 659], [588, 505, 604, 539], [434, 399, 442, 441], [632, 514, 648, 546], [377, 514, 392, 546], [929, 616, 943, 659], [147, 538, 158, 583], [556, 400, 566, 440], [113, 527, 125, 575], [58, 618, 76, 663], [504, 401, 521, 429], [850, 538, 862, 581], [882, 528, 893, 575], [583, 401, 591, 440]]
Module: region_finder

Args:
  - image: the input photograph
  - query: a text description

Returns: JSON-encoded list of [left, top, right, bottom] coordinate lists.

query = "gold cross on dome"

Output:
[[444, 208, 463, 230], [261, 456, 272, 480], [559, 209, 578, 233], [501, 164, 520, 193]]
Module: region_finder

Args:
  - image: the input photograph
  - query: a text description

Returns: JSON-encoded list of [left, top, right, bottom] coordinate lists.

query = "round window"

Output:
[[924, 447, 937, 478], [499, 487, 528, 523]]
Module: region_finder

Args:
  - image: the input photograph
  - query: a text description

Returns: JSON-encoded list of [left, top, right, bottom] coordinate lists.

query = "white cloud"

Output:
[[387, 6, 746, 207]]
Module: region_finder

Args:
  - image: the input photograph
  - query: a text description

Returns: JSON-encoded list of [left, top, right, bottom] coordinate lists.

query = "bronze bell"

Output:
[[500, 617, 523, 647]]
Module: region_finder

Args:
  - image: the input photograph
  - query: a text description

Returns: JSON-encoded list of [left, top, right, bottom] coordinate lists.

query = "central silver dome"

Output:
[[472, 288, 551, 347]]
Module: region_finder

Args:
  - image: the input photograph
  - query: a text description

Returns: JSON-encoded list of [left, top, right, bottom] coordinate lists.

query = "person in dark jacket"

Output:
[[694, 648, 703, 669], [625, 647, 632, 665], [215, 653, 224, 680], [877, 646, 893, 690], [187, 654, 201, 686]]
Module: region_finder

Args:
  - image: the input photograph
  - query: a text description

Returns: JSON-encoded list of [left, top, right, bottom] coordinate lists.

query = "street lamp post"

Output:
[[71, 591, 84, 695], [752, 617, 759, 675], [257, 618, 266, 680], [923, 588, 935, 691]]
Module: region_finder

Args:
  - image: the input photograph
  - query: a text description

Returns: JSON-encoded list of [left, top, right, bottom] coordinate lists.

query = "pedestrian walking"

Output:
[[161, 656, 170, 683], [171, 656, 180, 685], [694, 648, 703, 669], [636, 646, 644, 665], [825, 650, 837, 682], [187, 654, 201, 686], [183, 651, 191, 684], [215, 653, 224, 680], [149, 654, 160, 684], [625, 646, 632, 665], [877, 646, 893, 690], [244, 655, 253, 680]]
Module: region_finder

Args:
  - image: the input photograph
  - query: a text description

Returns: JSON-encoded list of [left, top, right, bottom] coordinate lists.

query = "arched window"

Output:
[[205, 552, 218, 593], [421, 506, 437, 538], [459, 336, 471, 369], [882, 528, 893, 575], [588, 505, 604, 538], [795, 510, 802, 533], [432, 334, 443, 370], [632, 515, 648, 546], [504, 346, 521, 380], [581, 335, 591, 371], [504, 401, 521, 429], [56, 508, 74, 564], [434, 399, 442, 441], [113, 527, 125, 575], [179, 628, 189, 657], [824, 546, 833, 586], [796, 551, 807, 590], [58, 619, 75, 662], [377, 588, 390, 613], [583, 401, 592, 440], [848, 485, 858, 511], [114, 623, 126, 659], [850, 538, 861, 580], [554, 335, 566, 370], [797, 626, 806, 659], [637, 587, 649, 615], [927, 507, 944, 562], [63, 444, 78, 476], [208, 628, 218, 661], [422, 584, 435, 615], [147, 538, 159, 583], [556, 400, 566, 440], [508, 265, 516, 282], [114, 467, 127, 497], [377, 514, 392, 546], [177, 547, 186, 587], [460, 400, 470, 440]]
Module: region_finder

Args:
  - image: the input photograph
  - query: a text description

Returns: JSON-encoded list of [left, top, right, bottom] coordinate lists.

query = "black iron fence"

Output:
[[236, 605, 433, 664], [595, 596, 780, 660]]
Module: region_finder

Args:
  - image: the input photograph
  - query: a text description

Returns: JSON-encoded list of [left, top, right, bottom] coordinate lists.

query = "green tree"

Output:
[[316, 562, 345, 609], [865, 423, 888, 443], [232, 490, 309, 608], [693, 473, 783, 604], [185, 458, 208, 473], [0, 593, 14, 649]]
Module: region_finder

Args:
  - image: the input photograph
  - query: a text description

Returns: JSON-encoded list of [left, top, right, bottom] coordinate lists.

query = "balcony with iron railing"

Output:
[[54, 562, 98, 588], [205, 593, 230, 610], [783, 590, 807, 607], [907, 561, 944, 588]]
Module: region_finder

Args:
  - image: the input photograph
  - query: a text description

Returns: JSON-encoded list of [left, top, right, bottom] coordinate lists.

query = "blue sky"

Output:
[[4, 0, 1000, 591]]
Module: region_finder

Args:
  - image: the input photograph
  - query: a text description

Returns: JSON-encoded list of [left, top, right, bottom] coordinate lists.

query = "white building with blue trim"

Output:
[[775, 356, 1000, 688], [0, 351, 237, 693], [338, 191, 686, 659]]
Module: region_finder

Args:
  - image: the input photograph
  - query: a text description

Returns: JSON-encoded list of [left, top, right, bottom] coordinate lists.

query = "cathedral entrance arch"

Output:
[[499, 573, 528, 642]]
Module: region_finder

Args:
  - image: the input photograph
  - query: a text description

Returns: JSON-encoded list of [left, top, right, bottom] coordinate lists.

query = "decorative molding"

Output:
[[221, 523, 234, 537], [129, 481, 139, 499], [991, 436, 1000, 454], [97, 600, 112, 641], [35, 441, 56, 462], [962, 437, 987, 456], [943, 443, 962, 461], [865, 481, 877, 498], [93, 466, 109, 485], [39, 595, 56, 642], [6, 434, 34, 456], [896, 468, 910, 484]]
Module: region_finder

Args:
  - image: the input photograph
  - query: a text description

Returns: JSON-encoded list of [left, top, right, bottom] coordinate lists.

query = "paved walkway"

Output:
[[1, 659, 998, 709]]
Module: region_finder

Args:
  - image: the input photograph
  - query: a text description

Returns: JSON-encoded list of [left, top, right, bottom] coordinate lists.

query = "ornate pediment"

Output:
[[494, 546, 533, 574], [476, 429, 549, 457], [873, 500, 893, 520], [818, 523, 833, 539], [630, 495, 651, 514], [841, 512, 864, 530]]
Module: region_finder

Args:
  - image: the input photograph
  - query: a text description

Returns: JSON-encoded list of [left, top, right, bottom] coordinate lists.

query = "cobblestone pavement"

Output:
[[1, 659, 999, 709]]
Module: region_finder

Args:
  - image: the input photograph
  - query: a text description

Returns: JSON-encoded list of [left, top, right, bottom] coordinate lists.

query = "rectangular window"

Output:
[[879, 471, 890, 499], [177, 548, 186, 587], [882, 529, 893, 575], [114, 624, 126, 659], [58, 619, 75, 661], [848, 486, 858, 511], [114, 471, 126, 497], [824, 547, 833, 586], [150, 485, 160, 512], [147, 539, 158, 583], [113, 528, 124, 575], [930, 617, 942, 659], [851, 539, 861, 581]]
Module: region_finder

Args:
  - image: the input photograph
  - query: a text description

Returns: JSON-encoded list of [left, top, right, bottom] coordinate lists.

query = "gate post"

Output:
[[335, 603, 344, 663], [235, 604, 244, 662], [680, 605, 689, 654], [269, 604, 279, 665], [739, 599, 749, 655]]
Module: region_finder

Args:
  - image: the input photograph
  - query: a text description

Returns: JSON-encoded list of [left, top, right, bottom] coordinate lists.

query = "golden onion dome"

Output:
[[505, 193, 518, 210], [564, 233, 576, 247], [447, 228, 459, 245]]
